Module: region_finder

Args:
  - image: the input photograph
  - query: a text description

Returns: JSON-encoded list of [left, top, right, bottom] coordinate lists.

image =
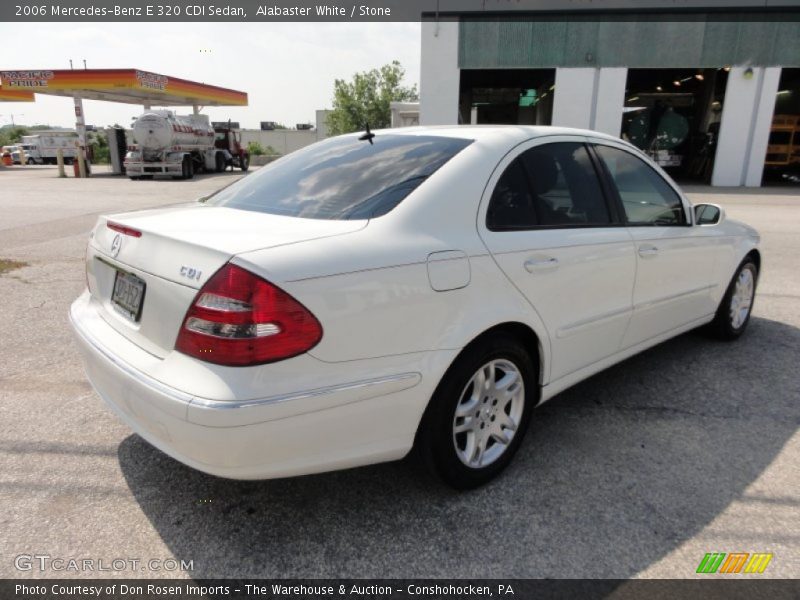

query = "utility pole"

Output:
[[2, 113, 24, 126]]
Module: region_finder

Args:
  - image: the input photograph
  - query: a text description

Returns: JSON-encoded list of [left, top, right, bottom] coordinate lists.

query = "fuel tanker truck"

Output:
[[124, 110, 249, 180]]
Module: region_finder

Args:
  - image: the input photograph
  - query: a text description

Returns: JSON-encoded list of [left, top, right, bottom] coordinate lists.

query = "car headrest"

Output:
[[526, 150, 559, 195]]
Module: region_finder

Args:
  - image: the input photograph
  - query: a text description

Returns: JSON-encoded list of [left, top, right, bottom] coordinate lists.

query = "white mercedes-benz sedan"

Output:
[[70, 126, 761, 488]]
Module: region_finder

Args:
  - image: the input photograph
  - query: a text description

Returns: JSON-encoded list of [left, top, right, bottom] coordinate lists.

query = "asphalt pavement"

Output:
[[0, 166, 798, 579]]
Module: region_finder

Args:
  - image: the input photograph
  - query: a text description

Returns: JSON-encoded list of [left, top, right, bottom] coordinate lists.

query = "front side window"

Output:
[[487, 142, 610, 230], [519, 142, 610, 226], [208, 134, 472, 220], [594, 145, 686, 226]]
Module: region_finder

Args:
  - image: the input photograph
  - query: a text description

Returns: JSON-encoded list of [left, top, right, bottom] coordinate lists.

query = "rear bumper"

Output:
[[69, 291, 438, 480], [124, 161, 182, 176]]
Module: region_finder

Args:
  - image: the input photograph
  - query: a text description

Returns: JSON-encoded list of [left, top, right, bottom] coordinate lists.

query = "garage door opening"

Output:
[[622, 68, 729, 183], [763, 68, 800, 186], [459, 69, 556, 126]]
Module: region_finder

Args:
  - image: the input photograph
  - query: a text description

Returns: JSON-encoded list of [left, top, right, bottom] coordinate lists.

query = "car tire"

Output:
[[215, 152, 225, 173], [416, 333, 536, 489], [240, 154, 249, 172], [708, 257, 758, 341]]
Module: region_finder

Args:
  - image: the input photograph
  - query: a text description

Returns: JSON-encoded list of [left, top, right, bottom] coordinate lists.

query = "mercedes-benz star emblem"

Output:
[[110, 233, 122, 257]]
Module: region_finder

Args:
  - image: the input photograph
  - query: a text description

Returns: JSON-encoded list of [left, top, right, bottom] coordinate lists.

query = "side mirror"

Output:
[[694, 203, 725, 226]]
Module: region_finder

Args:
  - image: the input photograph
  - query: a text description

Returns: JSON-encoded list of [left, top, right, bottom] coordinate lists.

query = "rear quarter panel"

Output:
[[263, 253, 550, 368]]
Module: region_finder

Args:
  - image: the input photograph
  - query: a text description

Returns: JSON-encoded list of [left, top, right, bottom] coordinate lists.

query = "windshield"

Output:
[[208, 134, 472, 220]]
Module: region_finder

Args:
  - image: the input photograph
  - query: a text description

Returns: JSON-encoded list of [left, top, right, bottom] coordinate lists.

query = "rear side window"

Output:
[[208, 134, 472, 220], [595, 145, 686, 226], [487, 159, 537, 230], [487, 142, 610, 230]]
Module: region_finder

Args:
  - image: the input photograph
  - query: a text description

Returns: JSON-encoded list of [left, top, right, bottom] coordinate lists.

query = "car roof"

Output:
[[366, 125, 621, 146]]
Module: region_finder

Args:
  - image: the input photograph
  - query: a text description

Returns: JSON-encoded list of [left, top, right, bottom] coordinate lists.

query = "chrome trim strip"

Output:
[[70, 305, 421, 413], [633, 284, 717, 311], [189, 373, 422, 411], [540, 312, 716, 404], [556, 306, 630, 339]]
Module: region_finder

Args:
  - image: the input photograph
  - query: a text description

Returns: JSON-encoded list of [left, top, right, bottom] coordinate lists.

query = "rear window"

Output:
[[208, 134, 472, 220]]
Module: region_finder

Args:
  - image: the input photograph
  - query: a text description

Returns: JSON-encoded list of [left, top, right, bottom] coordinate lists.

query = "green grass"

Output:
[[0, 259, 28, 275]]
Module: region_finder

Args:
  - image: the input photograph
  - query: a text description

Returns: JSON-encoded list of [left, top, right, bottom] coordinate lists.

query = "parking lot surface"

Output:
[[1, 165, 798, 579]]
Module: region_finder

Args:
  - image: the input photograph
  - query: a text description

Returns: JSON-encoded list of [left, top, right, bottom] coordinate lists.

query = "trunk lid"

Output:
[[87, 205, 366, 357], [92, 205, 366, 288]]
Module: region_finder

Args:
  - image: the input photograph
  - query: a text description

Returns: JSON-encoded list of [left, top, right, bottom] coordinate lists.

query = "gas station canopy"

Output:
[[0, 86, 34, 102], [0, 69, 247, 106]]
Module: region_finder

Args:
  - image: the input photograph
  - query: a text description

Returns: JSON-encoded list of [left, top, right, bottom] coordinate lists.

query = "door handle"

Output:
[[638, 244, 659, 258], [524, 257, 558, 273]]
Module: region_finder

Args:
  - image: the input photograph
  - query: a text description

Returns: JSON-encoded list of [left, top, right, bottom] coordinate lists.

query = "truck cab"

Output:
[[20, 144, 38, 164], [213, 126, 249, 172]]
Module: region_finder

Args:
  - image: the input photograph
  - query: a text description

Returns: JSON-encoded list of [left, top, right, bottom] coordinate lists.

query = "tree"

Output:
[[88, 130, 109, 164], [0, 126, 29, 147], [247, 142, 281, 157], [326, 61, 418, 136], [247, 141, 265, 156]]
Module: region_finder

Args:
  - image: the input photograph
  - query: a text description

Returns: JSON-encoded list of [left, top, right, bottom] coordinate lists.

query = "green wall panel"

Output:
[[459, 15, 800, 69], [774, 22, 800, 65]]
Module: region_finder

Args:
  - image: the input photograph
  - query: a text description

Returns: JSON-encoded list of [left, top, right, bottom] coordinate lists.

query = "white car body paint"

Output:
[[70, 126, 760, 480]]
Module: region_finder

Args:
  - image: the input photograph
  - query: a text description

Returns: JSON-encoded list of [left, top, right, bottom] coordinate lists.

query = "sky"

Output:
[[0, 22, 421, 129]]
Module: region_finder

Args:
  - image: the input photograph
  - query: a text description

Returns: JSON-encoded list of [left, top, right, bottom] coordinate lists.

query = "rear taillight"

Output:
[[175, 263, 322, 366]]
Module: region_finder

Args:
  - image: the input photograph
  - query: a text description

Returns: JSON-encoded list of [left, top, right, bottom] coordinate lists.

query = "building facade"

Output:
[[420, 2, 800, 186]]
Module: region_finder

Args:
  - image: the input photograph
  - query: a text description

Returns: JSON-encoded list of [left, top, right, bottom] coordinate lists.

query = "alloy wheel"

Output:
[[452, 359, 525, 469], [730, 266, 755, 329]]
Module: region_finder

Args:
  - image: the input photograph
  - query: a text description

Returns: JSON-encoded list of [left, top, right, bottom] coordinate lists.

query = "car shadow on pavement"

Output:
[[118, 316, 800, 578]]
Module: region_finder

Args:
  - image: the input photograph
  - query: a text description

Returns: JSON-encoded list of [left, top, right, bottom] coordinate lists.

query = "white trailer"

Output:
[[20, 132, 79, 165], [124, 110, 249, 180]]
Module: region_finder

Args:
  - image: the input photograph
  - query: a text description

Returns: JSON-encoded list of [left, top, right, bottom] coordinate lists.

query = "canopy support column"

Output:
[[73, 95, 88, 177]]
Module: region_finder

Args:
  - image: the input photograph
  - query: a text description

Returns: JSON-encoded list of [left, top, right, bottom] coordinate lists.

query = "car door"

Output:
[[591, 141, 718, 348], [478, 138, 636, 383]]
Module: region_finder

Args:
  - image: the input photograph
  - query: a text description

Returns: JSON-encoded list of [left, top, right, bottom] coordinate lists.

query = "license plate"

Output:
[[111, 270, 146, 322]]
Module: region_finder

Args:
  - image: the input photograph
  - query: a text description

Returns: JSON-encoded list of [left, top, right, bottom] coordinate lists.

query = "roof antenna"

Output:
[[358, 123, 375, 145]]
